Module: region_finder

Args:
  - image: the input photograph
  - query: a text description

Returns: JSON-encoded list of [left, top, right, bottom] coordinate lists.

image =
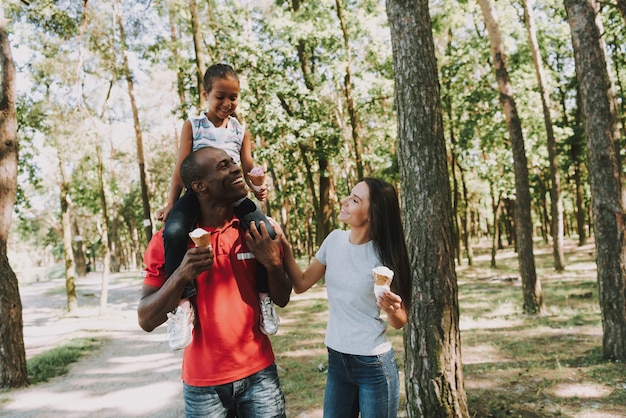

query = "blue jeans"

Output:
[[183, 364, 286, 418], [323, 347, 400, 418]]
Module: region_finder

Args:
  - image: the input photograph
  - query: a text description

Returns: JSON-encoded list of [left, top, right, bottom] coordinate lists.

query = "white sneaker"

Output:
[[167, 300, 195, 351], [259, 296, 279, 335]]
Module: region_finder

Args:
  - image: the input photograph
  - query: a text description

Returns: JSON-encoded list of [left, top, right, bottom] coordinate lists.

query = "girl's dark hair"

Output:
[[203, 63, 239, 92], [363, 178, 412, 310]]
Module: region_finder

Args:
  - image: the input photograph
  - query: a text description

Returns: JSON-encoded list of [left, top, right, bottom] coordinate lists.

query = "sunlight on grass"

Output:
[[459, 239, 626, 418], [27, 337, 102, 384], [273, 241, 626, 417]]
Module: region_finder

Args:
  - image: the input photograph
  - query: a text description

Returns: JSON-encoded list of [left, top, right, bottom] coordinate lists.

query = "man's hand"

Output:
[[179, 245, 214, 279], [245, 220, 291, 307], [137, 244, 214, 332], [245, 221, 282, 270]]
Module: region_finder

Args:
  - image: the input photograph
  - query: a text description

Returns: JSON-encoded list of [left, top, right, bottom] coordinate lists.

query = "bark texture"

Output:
[[386, 0, 468, 416], [523, 0, 565, 271], [478, 0, 544, 314], [0, 10, 28, 388], [565, 0, 626, 361]]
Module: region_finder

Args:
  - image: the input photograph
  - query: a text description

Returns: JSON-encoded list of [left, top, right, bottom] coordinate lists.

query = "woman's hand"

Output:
[[377, 290, 407, 329], [377, 290, 402, 314]]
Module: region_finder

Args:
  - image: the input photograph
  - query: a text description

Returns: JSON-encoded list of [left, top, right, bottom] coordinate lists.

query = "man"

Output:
[[138, 146, 291, 417]]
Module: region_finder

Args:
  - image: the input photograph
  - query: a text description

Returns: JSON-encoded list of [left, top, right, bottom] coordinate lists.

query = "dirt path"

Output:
[[1, 272, 186, 417]]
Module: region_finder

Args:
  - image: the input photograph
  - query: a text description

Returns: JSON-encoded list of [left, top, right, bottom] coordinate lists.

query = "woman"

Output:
[[280, 177, 412, 418]]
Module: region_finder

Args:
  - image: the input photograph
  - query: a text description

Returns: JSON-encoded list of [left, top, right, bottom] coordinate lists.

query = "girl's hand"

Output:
[[156, 205, 172, 222], [252, 185, 268, 201]]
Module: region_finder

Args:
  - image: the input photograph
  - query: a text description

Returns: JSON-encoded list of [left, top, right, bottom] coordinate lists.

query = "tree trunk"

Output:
[[334, 0, 364, 180], [58, 153, 78, 312], [573, 140, 587, 245], [523, 0, 565, 271], [461, 168, 473, 266], [490, 186, 502, 268], [503, 198, 515, 247], [96, 144, 110, 314], [452, 151, 463, 266], [116, 0, 152, 244], [558, 71, 587, 245], [386, 0, 469, 416], [189, 0, 206, 111], [565, 0, 626, 361], [478, 0, 544, 314], [0, 10, 28, 388], [72, 218, 87, 277], [168, 1, 189, 116], [287, 0, 333, 248], [444, 43, 463, 265]]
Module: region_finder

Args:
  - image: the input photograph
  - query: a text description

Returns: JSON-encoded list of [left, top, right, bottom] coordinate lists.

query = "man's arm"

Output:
[[245, 222, 292, 307], [138, 246, 213, 332]]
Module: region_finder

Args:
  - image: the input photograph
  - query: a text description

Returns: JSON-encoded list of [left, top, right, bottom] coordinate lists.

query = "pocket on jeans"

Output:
[[353, 354, 382, 367]]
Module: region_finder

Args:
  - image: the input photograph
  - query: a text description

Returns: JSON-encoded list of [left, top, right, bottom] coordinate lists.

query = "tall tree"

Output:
[[287, 0, 333, 248], [522, 0, 565, 271], [386, 0, 469, 416], [564, 0, 626, 361], [334, 0, 364, 180], [189, 0, 206, 110], [57, 147, 79, 312], [115, 0, 152, 243], [96, 143, 110, 314], [0, 6, 28, 388], [478, 0, 544, 314]]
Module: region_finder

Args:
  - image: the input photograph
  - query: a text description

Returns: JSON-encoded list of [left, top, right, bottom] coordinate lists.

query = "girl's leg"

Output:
[[163, 190, 199, 298], [233, 197, 276, 239], [234, 197, 279, 335]]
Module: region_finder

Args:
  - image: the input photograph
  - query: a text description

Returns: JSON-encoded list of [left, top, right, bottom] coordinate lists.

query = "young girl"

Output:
[[278, 178, 412, 417], [156, 63, 279, 351]]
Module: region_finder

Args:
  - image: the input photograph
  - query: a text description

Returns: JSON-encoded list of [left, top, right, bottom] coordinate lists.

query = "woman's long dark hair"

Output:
[[364, 178, 412, 310]]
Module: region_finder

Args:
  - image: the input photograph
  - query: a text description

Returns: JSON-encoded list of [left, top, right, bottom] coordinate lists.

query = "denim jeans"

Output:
[[323, 347, 400, 418], [183, 363, 286, 418]]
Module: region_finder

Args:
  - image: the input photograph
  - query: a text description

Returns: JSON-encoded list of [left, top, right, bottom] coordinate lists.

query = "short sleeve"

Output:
[[142, 230, 166, 288], [315, 230, 338, 266]]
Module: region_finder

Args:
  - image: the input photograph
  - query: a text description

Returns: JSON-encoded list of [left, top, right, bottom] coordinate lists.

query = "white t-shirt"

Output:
[[316, 229, 392, 355]]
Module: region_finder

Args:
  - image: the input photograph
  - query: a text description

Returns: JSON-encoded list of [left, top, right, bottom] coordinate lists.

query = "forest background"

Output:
[[1, 0, 625, 416], [8, 0, 624, 275]]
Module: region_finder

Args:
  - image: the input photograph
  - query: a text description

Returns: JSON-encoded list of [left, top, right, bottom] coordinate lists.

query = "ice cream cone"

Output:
[[372, 266, 394, 287], [189, 228, 211, 247], [247, 166, 266, 192]]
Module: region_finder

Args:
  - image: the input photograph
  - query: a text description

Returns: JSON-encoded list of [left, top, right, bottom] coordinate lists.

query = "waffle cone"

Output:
[[189, 228, 211, 247], [247, 173, 266, 192], [372, 266, 394, 286], [248, 173, 265, 186]]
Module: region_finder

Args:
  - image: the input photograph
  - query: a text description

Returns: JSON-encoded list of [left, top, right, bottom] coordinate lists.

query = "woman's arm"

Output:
[[281, 238, 326, 294]]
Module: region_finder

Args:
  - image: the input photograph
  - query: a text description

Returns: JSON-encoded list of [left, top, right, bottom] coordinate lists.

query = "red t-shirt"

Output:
[[142, 219, 275, 386]]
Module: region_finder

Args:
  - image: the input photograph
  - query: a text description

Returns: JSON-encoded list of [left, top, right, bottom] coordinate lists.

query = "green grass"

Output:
[[277, 240, 626, 417], [458, 240, 626, 418], [27, 337, 102, 384]]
